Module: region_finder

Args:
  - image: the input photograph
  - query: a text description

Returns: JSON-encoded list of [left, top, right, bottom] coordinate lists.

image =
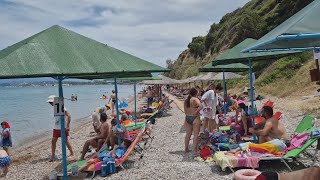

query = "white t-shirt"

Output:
[[201, 90, 218, 110], [53, 107, 68, 130]]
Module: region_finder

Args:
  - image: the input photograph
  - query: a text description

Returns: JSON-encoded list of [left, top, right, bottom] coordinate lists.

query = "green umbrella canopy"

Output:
[[212, 38, 300, 65], [212, 72, 243, 80], [69, 72, 153, 80], [118, 75, 161, 81], [199, 63, 249, 72], [243, 0, 320, 52], [0, 25, 168, 79]]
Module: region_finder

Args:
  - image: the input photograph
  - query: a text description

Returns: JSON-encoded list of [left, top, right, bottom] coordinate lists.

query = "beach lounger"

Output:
[[67, 126, 146, 178], [213, 116, 319, 172]]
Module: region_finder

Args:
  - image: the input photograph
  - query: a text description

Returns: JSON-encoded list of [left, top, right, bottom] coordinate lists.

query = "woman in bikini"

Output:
[[108, 90, 121, 115], [184, 88, 203, 154]]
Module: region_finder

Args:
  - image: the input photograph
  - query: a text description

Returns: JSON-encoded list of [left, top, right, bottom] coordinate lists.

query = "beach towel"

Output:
[[240, 139, 286, 155], [213, 152, 261, 170], [284, 133, 309, 154]]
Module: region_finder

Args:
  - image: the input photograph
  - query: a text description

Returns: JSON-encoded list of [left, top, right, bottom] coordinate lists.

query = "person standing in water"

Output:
[[184, 88, 202, 154], [47, 95, 74, 161], [108, 90, 121, 115]]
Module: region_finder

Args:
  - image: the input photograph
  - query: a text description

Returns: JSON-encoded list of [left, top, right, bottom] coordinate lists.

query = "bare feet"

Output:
[[48, 158, 55, 162], [185, 149, 191, 153]]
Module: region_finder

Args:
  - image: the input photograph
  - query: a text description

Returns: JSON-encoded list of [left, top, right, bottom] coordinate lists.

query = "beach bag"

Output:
[[200, 147, 212, 160], [119, 101, 129, 108], [101, 156, 116, 176]]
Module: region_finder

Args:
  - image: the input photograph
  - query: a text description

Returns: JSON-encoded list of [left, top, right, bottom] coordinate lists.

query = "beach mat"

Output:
[[67, 160, 87, 171]]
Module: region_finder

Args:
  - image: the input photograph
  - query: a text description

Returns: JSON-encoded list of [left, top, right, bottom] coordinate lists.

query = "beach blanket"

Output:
[[240, 139, 286, 155], [213, 152, 260, 170], [213, 139, 286, 170]]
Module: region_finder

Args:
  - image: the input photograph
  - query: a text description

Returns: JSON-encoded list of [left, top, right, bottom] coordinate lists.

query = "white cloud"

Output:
[[0, 0, 249, 67]]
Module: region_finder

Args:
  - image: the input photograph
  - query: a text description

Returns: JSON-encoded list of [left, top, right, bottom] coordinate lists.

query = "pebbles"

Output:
[[5, 95, 319, 180]]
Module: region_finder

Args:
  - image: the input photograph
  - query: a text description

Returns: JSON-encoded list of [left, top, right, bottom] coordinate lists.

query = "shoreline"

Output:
[[12, 94, 138, 152], [12, 115, 92, 153]]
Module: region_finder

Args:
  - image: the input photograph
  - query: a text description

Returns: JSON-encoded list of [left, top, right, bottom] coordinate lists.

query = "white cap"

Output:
[[47, 95, 56, 102]]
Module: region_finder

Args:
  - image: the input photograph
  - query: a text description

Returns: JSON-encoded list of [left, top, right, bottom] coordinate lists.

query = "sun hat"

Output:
[[105, 104, 111, 109], [47, 95, 56, 102]]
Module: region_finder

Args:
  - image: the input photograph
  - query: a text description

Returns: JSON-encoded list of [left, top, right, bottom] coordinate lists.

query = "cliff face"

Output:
[[165, 0, 314, 80]]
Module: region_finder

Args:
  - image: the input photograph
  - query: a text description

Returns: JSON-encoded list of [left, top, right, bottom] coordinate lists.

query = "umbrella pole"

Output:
[[223, 71, 227, 98], [249, 59, 257, 143], [134, 81, 137, 126], [114, 77, 121, 146], [58, 76, 68, 180], [223, 71, 227, 116]]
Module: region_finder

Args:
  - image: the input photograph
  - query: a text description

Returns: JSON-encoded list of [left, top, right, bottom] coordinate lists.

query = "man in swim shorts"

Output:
[[80, 113, 110, 160], [47, 95, 74, 162]]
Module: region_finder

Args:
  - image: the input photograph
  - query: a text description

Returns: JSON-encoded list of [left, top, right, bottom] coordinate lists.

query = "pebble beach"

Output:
[[4, 93, 319, 180]]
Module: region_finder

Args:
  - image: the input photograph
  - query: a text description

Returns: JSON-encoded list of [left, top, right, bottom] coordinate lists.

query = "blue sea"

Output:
[[0, 84, 142, 147]]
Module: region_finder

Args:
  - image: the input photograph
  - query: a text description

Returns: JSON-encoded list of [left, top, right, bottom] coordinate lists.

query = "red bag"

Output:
[[200, 147, 212, 160]]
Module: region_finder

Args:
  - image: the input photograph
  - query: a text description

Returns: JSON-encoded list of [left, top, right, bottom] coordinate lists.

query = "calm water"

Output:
[[0, 84, 141, 147]]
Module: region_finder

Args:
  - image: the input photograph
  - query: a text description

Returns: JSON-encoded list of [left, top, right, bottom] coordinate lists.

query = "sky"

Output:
[[0, 0, 250, 68]]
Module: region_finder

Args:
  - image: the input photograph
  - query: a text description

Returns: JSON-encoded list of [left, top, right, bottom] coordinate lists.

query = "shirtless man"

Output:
[[249, 106, 288, 143], [80, 113, 109, 160]]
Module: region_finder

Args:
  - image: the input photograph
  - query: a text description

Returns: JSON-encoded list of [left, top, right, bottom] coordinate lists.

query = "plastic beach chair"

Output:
[[259, 115, 319, 171], [68, 126, 146, 178]]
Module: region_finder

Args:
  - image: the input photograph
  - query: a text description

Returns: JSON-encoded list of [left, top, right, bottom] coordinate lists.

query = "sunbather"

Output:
[[225, 139, 287, 156], [249, 106, 288, 143], [79, 139, 132, 172], [80, 113, 109, 160]]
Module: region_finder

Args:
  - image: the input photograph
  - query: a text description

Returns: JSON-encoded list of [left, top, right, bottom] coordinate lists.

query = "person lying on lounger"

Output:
[[249, 106, 288, 143], [225, 139, 287, 156], [79, 139, 132, 172]]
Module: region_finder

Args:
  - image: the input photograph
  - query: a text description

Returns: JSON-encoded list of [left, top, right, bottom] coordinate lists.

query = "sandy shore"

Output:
[[4, 92, 319, 180]]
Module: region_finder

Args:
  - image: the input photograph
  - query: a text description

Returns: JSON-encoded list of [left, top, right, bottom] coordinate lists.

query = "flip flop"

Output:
[[48, 155, 58, 160]]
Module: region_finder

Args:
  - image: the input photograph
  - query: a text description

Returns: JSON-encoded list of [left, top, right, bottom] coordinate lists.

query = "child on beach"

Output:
[[79, 139, 132, 172], [1, 121, 12, 155], [0, 149, 10, 177]]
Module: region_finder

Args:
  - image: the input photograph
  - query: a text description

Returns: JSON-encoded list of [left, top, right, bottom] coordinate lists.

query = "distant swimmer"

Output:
[[71, 94, 76, 101]]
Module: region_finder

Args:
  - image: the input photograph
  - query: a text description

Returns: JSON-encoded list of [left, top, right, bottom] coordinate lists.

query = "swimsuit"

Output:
[[0, 156, 10, 167], [112, 99, 116, 103], [185, 116, 198, 125]]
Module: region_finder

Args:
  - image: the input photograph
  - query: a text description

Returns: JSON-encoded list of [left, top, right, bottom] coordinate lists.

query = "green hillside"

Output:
[[165, 0, 314, 86]]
